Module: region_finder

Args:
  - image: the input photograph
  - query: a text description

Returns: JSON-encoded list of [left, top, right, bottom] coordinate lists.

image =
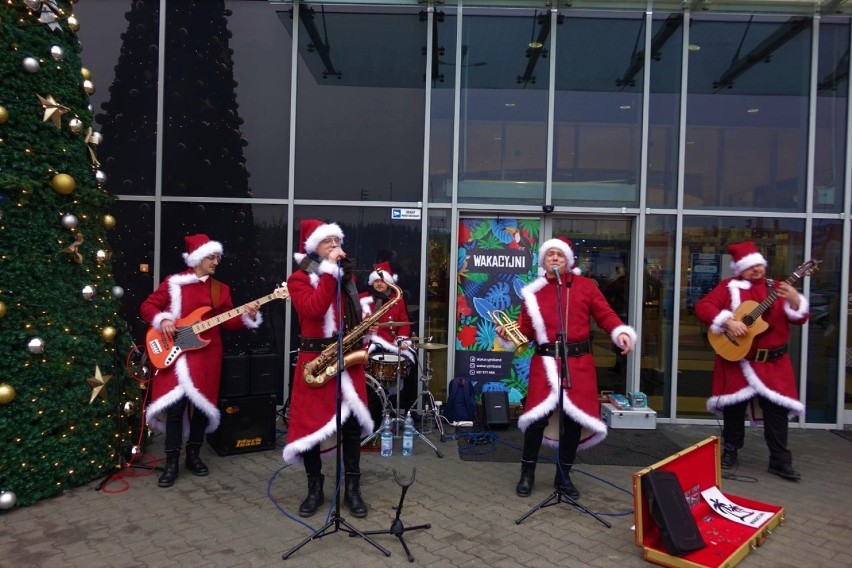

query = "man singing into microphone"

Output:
[[497, 237, 635, 499]]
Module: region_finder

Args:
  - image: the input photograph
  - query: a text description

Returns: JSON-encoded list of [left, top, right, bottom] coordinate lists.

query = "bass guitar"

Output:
[[707, 259, 820, 362], [146, 286, 289, 369]]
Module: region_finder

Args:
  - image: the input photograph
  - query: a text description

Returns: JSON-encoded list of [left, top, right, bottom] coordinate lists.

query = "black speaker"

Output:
[[249, 353, 279, 396], [641, 470, 706, 556], [482, 391, 510, 428], [219, 355, 250, 399], [207, 394, 277, 456]]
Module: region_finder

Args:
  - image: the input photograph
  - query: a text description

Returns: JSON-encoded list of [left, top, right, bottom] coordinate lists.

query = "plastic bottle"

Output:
[[380, 412, 393, 457], [402, 411, 415, 456]]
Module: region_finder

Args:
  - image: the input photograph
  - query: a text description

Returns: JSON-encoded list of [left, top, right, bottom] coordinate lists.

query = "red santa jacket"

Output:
[[359, 290, 415, 363], [283, 260, 373, 464], [516, 274, 636, 450], [140, 271, 262, 434], [695, 276, 808, 417]]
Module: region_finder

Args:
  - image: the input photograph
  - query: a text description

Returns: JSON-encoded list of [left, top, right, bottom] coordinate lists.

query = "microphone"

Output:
[[551, 265, 561, 286]]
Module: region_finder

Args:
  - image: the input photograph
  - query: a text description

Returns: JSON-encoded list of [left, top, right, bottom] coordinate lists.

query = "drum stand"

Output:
[[407, 348, 446, 443]]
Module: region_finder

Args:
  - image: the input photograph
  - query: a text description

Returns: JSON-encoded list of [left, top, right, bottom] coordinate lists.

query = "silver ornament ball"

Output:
[[122, 401, 136, 416], [68, 117, 83, 134], [27, 337, 45, 354], [0, 491, 17, 510], [95, 249, 107, 262], [50, 45, 64, 61], [111, 286, 125, 299], [131, 445, 141, 456], [81, 285, 96, 300], [61, 213, 78, 229], [89, 131, 103, 146], [22, 57, 40, 73], [95, 170, 107, 186]]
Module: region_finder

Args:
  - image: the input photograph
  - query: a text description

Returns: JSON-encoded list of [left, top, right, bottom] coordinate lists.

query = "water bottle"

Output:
[[380, 413, 393, 457], [402, 412, 415, 456]]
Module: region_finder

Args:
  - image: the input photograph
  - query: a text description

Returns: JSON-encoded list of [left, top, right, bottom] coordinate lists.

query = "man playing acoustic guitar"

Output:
[[695, 241, 809, 481], [141, 234, 262, 488]]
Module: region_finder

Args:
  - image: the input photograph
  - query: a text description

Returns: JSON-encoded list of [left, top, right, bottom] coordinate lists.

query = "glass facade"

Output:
[[76, 1, 852, 427]]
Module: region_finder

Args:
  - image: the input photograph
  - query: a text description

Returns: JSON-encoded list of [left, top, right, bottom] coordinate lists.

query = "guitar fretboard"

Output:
[[191, 289, 287, 334], [749, 273, 803, 321]]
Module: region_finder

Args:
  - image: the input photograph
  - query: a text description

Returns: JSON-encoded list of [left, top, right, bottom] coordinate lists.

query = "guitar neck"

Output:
[[191, 292, 277, 334], [752, 273, 801, 318]]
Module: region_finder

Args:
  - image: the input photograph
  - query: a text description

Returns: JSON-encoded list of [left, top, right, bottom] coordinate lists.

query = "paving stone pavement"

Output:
[[1, 422, 851, 568]]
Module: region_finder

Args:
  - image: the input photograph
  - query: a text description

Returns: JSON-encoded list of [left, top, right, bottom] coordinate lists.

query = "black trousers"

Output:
[[301, 416, 362, 476], [522, 410, 583, 467], [722, 396, 792, 467], [164, 396, 209, 452]]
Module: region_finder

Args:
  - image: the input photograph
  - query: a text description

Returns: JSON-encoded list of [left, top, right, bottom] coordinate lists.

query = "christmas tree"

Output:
[[0, 0, 143, 509]]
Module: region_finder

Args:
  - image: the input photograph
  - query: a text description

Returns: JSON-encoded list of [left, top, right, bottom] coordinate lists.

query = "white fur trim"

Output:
[[293, 252, 306, 264], [318, 259, 343, 278], [728, 279, 751, 310], [241, 311, 263, 329], [609, 324, 637, 346], [366, 336, 415, 362], [537, 238, 581, 274], [151, 311, 175, 332], [360, 296, 373, 318], [710, 310, 734, 334], [732, 252, 767, 276], [707, 386, 756, 416], [144, 356, 221, 435], [303, 223, 344, 255], [784, 294, 808, 320], [368, 270, 398, 285], [738, 360, 805, 417], [282, 369, 374, 464], [183, 240, 223, 268]]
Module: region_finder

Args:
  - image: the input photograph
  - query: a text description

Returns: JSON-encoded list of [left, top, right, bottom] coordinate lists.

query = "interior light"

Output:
[[688, 44, 701, 51], [504, 103, 516, 108], [528, 42, 543, 49], [619, 105, 631, 110], [747, 108, 760, 113]]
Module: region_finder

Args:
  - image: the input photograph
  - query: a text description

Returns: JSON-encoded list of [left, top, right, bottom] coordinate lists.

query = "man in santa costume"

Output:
[[498, 237, 635, 499], [695, 241, 808, 481], [360, 261, 416, 420], [283, 219, 373, 518], [140, 234, 262, 488]]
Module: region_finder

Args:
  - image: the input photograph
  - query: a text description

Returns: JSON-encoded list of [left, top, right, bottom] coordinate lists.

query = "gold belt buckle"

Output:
[[754, 349, 769, 362]]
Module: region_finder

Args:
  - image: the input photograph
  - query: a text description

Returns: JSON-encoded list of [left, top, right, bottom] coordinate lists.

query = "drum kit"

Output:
[[361, 322, 447, 457]]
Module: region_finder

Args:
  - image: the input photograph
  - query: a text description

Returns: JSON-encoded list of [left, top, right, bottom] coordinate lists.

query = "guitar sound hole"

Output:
[[742, 316, 754, 326]]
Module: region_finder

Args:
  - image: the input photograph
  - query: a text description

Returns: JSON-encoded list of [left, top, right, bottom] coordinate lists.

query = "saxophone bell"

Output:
[[490, 310, 530, 355]]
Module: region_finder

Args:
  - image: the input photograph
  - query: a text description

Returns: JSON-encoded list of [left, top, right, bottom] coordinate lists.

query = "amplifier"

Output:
[[207, 393, 277, 456]]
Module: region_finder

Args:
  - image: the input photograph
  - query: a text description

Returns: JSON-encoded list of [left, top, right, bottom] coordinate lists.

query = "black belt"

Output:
[[747, 344, 787, 363], [535, 339, 591, 358], [299, 335, 340, 353]]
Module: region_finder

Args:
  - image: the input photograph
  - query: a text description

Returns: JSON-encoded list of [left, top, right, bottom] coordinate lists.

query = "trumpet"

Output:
[[490, 310, 530, 355]]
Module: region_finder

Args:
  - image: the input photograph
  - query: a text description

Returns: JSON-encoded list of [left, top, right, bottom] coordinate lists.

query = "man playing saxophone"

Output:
[[283, 219, 373, 519]]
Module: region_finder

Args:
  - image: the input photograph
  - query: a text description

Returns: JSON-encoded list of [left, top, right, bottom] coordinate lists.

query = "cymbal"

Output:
[[375, 321, 413, 328], [412, 342, 448, 351]]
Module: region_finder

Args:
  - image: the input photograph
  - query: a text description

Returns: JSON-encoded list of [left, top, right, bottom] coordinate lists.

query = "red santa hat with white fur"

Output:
[[293, 219, 345, 264], [728, 240, 767, 276], [368, 261, 398, 285], [182, 234, 223, 267], [538, 236, 582, 276]]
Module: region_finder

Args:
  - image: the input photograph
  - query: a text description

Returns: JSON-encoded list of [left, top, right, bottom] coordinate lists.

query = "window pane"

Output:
[[553, 12, 645, 207], [458, 9, 549, 205], [294, 5, 426, 201], [677, 217, 805, 418], [685, 16, 811, 211], [429, 9, 457, 204]]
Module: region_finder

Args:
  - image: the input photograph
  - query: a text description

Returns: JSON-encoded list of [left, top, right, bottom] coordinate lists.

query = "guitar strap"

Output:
[[211, 278, 221, 308]]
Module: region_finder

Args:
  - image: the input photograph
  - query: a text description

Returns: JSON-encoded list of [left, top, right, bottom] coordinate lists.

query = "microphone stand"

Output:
[[283, 258, 390, 560], [516, 269, 611, 528]]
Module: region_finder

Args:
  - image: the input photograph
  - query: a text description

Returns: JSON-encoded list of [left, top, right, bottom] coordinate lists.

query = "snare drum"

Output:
[[367, 353, 411, 384]]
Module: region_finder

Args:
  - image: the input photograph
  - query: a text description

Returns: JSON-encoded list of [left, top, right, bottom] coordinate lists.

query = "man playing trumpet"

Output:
[[496, 237, 635, 498]]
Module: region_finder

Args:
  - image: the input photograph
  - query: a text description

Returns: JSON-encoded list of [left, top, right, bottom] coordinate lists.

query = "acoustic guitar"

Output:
[[146, 286, 289, 369], [707, 260, 820, 362]]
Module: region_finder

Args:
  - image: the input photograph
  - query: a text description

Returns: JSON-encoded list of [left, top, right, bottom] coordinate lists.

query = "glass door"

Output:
[[550, 216, 635, 396]]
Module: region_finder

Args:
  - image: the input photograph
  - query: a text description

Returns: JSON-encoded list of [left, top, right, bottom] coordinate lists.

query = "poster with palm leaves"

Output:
[[455, 218, 540, 403]]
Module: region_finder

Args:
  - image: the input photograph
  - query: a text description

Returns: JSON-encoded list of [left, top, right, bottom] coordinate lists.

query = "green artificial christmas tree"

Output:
[[0, 0, 143, 509]]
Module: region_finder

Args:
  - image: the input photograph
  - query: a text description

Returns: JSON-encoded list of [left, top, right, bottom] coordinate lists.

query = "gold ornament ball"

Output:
[[81, 67, 91, 80], [67, 15, 80, 32], [100, 326, 117, 342], [0, 300, 6, 318], [51, 173, 76, 195], [0, 383, 16, 405], [0, 105, 8, 124], [103, 214, 116, 230], [68, 117, 83, 134], [82, 79, 95, 96]]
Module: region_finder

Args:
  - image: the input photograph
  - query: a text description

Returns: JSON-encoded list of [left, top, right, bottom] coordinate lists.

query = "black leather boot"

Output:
[[185, 443, 209, 476], [344, 473, 368, 518], [299, 475, 324, 518], [516, 460, 536, 497], [158, 450, 180, 488], [554, 466, 580, 499]]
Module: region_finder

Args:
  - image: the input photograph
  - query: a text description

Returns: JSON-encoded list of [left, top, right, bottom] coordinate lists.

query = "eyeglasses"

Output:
[[205, 254, 222, 262], [320, 237, 341, 245]]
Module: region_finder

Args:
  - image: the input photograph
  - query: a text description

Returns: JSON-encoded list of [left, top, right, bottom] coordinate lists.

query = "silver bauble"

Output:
[[111, 286, 125, 299], [131, 445, 141, 456], [81, 285, 96, 300], [82, 79, 95, 95], [87, 103, 93, 113], [22, 57, 40, 73], [61, 213, 78, 229], [95, 249, 107, 262], [89, 131, 103, 146], [94, 170, 107, 186], [50, 45, 64, 61], [122, 401, 135, 416], [68, 117, 83, 134], [0, 491, 17, 510], [27, 337, 45, 354]]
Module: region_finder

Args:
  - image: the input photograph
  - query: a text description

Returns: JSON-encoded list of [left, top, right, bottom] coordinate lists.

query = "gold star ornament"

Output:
[[88, 364, 113, 404], [36, 94, 70, 128]]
